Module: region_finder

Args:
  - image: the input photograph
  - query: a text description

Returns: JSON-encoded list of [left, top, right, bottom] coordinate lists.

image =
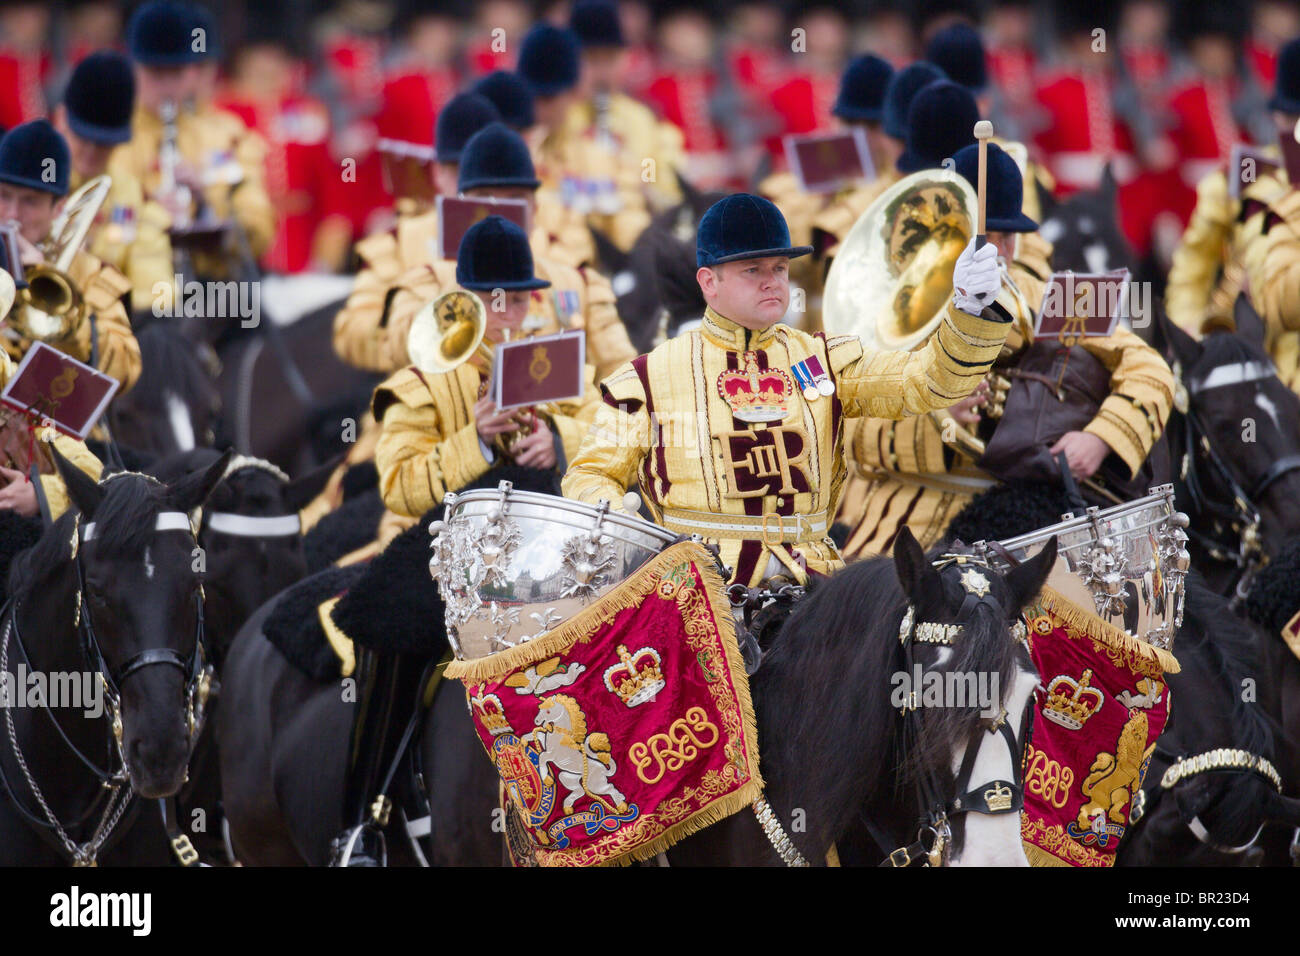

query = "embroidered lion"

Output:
[[525, 694, 629, 815], [1076, 709, 1148, 828]]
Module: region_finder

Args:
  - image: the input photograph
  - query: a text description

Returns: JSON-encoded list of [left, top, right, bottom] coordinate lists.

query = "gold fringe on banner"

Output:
[[1037, 585, 1180, 676], [1023, 841, 1073, 867]]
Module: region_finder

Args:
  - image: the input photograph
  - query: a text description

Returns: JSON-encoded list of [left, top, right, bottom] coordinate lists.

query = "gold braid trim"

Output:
[[1037, 586, 1180, 676]]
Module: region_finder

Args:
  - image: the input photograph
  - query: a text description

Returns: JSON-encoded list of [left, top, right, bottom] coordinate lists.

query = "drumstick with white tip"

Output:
[[974, 120, 994, 250]]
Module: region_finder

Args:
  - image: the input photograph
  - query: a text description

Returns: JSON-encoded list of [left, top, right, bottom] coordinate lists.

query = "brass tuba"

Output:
[[11, 174, 111, 343], [822, 168, 988, 455]]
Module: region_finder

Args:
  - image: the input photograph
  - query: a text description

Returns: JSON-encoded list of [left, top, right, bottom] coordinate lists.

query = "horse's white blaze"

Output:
[[143, 545, 155, 580], [165, 390, 196, 451], [948, 660, 1038, 867], [1039, 219, 1064, 244], [1255, 391, 1281, 433]]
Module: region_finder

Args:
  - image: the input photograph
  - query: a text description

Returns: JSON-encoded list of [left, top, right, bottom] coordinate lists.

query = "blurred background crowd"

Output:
[[3, 0, 1297, 277]]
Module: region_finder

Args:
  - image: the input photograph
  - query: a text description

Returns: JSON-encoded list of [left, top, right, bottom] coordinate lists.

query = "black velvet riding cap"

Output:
[[64, 51, 136, 145], [0, 120, 71, 196], [882, 61, 946, 141], [926, 23, 989, 95], [953, 142, 1038, 233], [472, 71, 536, 131], [517, 24, 581, 97], [897, 80, 979, 174], [696, 194, 813, 267], [434, 92, 501, 164], [458, 122, 541, 192], [570, 0, 625, 48], [127, 0, 204, 67], [456, 215, 551, 291], [833, 54, 895, 123]]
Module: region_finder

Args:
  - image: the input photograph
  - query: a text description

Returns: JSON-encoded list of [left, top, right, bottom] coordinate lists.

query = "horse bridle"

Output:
[[876, 555, 1033, 867], [1176, 359, 1300, 604], [0, 510, 213, 866], [1131, 742, 1284, 857]]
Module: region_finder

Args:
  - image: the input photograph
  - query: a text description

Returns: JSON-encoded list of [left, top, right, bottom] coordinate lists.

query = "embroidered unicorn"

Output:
[[523, 694, 628, 815]]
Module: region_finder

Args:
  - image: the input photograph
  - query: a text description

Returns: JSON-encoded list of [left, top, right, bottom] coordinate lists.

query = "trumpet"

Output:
[[9, 174, 111, 344]]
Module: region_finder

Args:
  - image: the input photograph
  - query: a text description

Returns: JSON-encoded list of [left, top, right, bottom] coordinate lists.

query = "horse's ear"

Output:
[[588, 226, 628, 276], [167, 447, 233, 512], [674, 169, 707, 219], [1233, 293, 1267, 352], [1162, 311, 1204, 371], [283, 452, 345, 512], [1005, 535, 1058, 613], [892, 527, 931, 599], [52, 444, 104, 518]]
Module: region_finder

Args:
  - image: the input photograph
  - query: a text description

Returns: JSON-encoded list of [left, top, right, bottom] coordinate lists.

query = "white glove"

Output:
[[952, 238, 1001, 316]]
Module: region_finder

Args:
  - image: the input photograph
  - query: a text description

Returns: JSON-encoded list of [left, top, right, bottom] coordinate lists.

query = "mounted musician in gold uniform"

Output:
[[562, 191, 1011, 588], [331, 214, 600, 866]]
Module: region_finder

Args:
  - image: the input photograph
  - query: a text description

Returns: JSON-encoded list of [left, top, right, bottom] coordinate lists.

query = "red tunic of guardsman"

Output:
[[562, 193, 1012, 587]]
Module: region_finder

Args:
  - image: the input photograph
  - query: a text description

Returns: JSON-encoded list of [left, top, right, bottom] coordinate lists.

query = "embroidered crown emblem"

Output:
[[717, 352, 793, 423], [471, 692, 512, 736], [984, 781, 1014, 813], [602, 644, 666, 708], [1043, 668, 1105, 730]]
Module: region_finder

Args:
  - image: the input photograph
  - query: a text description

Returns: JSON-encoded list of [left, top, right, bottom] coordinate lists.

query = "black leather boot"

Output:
[[329, 647, 425, 866]]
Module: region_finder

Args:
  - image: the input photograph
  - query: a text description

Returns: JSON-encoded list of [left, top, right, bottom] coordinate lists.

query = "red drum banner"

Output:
[[444, 541, 762, 866], [1020, 587, 1179, 867]]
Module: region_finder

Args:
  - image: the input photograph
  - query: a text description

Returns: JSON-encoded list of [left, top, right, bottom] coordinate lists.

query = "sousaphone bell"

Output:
[[822, 168, 986, 457]]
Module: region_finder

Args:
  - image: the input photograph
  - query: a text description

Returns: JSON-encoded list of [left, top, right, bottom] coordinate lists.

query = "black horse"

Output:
[[214, 297, 381, 477], [657, 528, 1056, 866], [0, 449, 229, 865], [145, 448, 335, 864], [107, 321, 223, 462], [1147, 302, 1300, 600], [217, 466, 559, 866], [1245, 538, 1300, 866], [950, 480, 1300, 866]]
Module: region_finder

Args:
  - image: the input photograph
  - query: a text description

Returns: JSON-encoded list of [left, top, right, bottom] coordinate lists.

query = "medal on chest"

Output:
[[790, 355, 834, 401], [717, 351, 794, 423]]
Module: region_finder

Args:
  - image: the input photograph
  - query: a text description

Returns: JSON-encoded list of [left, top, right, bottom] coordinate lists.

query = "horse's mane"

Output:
[[1194, 327, 1269, 372], [7, 509, 77, 601], [755, 549, 1019, 849]]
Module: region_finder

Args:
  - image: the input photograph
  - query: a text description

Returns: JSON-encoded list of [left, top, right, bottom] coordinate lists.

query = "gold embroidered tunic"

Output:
[[1239, 179, 1300, 392], [332, 204, 623, 377], [1166, 158, 1289, 339], [838, 233, 1174, 556], [372, 357, 600, 546], [70, 168, 174, 315], [561, 304, 1012, 586]]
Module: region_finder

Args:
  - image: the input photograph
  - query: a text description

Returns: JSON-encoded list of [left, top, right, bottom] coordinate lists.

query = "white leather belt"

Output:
[[660, 508, 830, 544]]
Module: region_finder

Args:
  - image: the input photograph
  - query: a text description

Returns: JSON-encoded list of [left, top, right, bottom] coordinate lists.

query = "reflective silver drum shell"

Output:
[[428, 484, 679, 660], [978, 485, 1189, 650]]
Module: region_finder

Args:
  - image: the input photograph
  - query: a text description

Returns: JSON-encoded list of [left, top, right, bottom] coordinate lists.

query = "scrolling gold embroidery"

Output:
[[629, 707, 720, 784], [1025, 742, 1074, 810]]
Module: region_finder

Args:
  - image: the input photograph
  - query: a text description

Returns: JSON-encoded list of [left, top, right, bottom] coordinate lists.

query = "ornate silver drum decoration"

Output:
[[427, 482, 679, 660], [975, 485, 1190, 651]]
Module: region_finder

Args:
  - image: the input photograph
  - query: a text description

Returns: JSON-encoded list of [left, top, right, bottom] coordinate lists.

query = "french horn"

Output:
[[11, 174, 111, 343], [407, 288, 492, 375]]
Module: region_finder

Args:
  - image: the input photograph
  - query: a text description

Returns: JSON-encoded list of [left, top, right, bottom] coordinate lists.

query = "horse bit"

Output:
[[0, 506, 213, 866]]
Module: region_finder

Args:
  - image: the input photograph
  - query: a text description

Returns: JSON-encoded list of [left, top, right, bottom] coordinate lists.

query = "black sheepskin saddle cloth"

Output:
[[265, 465, 561, 680]]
